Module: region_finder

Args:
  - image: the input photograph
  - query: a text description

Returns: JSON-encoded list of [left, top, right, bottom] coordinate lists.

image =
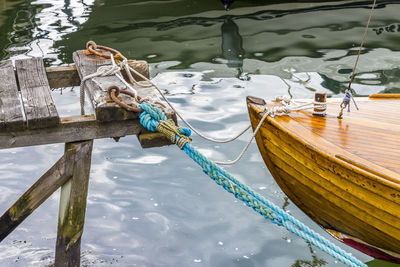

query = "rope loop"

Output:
[[270, 105, 291, 118], [97, 64, 121, 77], [138, 102, 168, 132], [139, 102, 167, 122]]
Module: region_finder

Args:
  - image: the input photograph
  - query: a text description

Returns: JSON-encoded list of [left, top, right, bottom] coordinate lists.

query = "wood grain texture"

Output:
[[0, 115, 142, 149], [137, 131, 172, 148], [73, 50, 153, 122], [0, 60, 25, 131], [0, 149, 74, 242], [55, 140, 93, 267], [15, 57, 59, 129], [45, 65, 80, 89], [247, 96, 400, 258], [369, 94, 400, 99]]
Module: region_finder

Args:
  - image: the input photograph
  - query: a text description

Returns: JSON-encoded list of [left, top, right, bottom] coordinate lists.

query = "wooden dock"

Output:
[[0, 52, 175, 266]]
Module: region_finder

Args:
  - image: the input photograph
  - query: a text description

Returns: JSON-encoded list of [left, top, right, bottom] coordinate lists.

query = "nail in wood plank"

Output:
[[15, 57, 59, 129]]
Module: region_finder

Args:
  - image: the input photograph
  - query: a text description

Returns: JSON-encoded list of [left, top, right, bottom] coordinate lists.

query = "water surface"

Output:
[[0, 0, 399, 266]]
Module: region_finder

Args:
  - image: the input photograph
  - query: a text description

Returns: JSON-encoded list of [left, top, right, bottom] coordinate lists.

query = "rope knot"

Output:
[[138, 102, 167, 132], [270, 106, 291, 117], [96, 64, 121, 77], [156, 119, 192, 149], [138, 103, 191, 149], [275, 95, 292, 105]]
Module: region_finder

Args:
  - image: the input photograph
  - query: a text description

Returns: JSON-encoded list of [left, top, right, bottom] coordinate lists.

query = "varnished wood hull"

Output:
[[247, 95, 400, 263]]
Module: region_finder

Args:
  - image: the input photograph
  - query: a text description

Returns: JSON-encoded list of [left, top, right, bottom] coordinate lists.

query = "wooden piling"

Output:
[[0, 150, 74, 242], [55, 140, 93, 267]]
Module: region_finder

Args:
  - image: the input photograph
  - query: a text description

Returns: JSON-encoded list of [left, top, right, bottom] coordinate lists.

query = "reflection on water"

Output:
[[221, 17, 244, 74], [0, 0, 94, 63], [1, 0, 400, 266], [221, 0, 235, 11], [55, 0, 400, 95], [292, 243, 327, 267]]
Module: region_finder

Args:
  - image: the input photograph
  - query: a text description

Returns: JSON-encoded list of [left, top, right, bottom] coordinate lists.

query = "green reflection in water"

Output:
[[0, 0, 32, 58], [53, 0, 400, 95], [56, 0, 400, 65]]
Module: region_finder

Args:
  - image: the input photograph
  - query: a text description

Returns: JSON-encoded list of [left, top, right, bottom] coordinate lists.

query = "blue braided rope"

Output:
[[139, 102, 167, 131], [138, 103, 367, 267]]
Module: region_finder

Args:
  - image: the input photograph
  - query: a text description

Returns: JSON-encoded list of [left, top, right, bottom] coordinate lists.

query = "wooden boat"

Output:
[[247, 94, 400, 263]]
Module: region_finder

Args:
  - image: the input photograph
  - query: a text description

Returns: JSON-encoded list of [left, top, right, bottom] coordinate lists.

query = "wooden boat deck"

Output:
[[247, 95, 400, 260], [288, 97, 400, 180]]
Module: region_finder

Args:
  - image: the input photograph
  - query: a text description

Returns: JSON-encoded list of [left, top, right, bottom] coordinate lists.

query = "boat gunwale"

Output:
[[248, 100, 400, 190]]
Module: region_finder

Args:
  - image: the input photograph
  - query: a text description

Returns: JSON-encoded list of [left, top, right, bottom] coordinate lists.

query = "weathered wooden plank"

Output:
[[45, 65, 81, 89], [137, 131, 172, 148], [73, 50, 155, 121], [0, 114, 175, 150], [15, 57, 60, 129], [0, 60, 25, 131], [136, 113, 178, 148], [55, 140, 93, 267], [45, 64, 151, 90], [0, 149, 74, 242], [0, 115, 141, 149]]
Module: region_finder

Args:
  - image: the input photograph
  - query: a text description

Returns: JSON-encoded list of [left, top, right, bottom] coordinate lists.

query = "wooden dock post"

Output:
[[55, 140, 93, 267]]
